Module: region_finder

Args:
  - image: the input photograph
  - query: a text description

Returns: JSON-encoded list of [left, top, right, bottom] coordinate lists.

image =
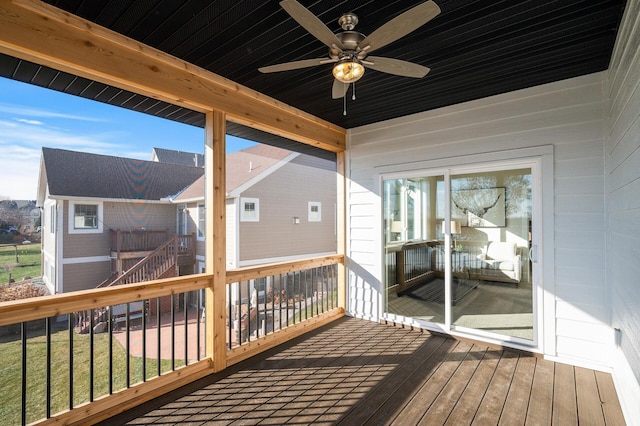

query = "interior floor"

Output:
[[387, 278, 533, 340]]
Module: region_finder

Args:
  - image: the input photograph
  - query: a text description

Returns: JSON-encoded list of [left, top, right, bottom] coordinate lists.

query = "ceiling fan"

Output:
[[259, 0, 441, 102]]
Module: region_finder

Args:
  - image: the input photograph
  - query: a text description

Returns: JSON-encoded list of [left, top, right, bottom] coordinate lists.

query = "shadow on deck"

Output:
[[102, 317, 625, 425]]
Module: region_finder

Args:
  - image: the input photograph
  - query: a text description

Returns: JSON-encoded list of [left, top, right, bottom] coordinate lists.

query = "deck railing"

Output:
[[386, 241, 435, 291], [0, 254, 344, 425], [110, 229, 170, 254]]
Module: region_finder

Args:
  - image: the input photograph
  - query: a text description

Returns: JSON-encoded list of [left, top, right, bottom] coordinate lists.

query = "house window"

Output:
[[68, 201, 103, 234], [74, 204, 98, 229], [197, 203, 205, 239], [308, 202, 321, 222], [49, 205, 55, 233], [240, 198, 259, 222]]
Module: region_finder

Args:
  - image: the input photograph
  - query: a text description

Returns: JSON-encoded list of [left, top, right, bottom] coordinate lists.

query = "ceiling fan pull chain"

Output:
[[352, 82, 356, 101], [343, 92, 347, 115]]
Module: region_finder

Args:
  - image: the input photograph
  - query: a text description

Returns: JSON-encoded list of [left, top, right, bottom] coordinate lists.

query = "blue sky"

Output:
[[0, 77, 256, 200]]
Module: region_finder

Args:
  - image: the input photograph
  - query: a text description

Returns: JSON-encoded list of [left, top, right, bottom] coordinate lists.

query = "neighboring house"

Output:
[[0, 200, 40, 234], [151, 147, 204, 167], [36, 147, 204, 295], [173, 144, 337, 273], [36, 145, 336, 294]]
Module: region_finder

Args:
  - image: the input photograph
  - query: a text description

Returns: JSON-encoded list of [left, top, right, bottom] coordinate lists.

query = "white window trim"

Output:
[[240, 197, 259, 222], [308, 201, 321, 222], [68, 200, 103, 234], [196, 203, 206, 241]]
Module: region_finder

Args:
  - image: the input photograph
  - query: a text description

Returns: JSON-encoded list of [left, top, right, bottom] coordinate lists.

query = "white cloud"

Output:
[[0, 103, 106, 122], [0, 119, 124, 152], [0, 117, 131, 200], [15, 118, 44, 126]]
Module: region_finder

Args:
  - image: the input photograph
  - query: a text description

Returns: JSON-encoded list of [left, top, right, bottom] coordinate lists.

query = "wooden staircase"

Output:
[[98, 234, 195, 287]]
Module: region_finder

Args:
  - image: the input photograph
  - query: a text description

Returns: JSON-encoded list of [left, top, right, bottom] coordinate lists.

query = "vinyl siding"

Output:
[[238, 154, 336, 263], [62, 261, 111, 293], [62, 201, 176, 258], [348, 73, 608, 365], [603, 0, 640, 421]]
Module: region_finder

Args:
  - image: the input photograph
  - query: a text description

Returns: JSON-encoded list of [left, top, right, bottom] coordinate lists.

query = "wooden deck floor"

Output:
[[104, 317, 625, 425]]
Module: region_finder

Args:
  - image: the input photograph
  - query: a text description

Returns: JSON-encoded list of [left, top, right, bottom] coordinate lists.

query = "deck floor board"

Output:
[[101, 317, 625, 426]]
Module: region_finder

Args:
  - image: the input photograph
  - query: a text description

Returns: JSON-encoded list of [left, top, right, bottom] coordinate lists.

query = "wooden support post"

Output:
[[204, 110, 227, 372], [336, 152, 347, 310]]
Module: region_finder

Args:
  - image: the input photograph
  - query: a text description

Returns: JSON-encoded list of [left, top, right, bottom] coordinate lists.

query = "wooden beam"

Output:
[[0, 0, 345, 152]]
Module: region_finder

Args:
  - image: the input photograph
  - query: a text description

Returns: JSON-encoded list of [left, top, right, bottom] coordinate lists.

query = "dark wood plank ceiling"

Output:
[[0, 0, 627, 134]]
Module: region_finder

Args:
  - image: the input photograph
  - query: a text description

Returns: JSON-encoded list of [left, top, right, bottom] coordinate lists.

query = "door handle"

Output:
[[529, 245, 537, 263]]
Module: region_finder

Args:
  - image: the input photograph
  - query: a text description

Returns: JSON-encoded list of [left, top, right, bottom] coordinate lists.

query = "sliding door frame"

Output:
[[378, 146, 554, 354]]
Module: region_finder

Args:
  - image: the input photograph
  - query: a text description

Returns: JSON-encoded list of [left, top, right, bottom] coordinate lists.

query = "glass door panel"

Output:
[[384, 175, 445, 323], [383, 165, 535, 343], [449, 169, 533, 340]]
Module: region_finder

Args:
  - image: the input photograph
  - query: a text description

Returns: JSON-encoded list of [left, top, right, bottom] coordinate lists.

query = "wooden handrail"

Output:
[[102, 235, 178, 287], [0, 255, 344, 327], [226, 254, 344, 284], [0, 274, 212, 326]]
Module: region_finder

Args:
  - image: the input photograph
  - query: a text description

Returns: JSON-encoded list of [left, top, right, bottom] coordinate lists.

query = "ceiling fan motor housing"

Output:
[[330, 31, 366, 60]]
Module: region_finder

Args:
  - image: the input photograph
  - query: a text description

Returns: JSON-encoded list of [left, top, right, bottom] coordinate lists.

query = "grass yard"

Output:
[[0, 243, 41, 284], [0, 323, 184, 424]]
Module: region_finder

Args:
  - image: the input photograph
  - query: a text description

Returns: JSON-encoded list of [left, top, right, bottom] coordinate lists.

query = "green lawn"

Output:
[[0, 243, 41, 284], [0, 324, 184, 424]]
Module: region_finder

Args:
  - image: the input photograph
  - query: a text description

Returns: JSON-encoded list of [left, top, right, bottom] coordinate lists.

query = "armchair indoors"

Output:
[[472, 241, 522, 287]]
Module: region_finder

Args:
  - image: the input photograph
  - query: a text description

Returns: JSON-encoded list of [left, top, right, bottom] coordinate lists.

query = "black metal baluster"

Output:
[[68, 313, 74, 409], [156, 297, 161, 378], [238, 282, 243, 345], [171, 294, 175, 370], [46, 317, 51, 419], [142, 301, 147, 382], [197, 290, 202, 358], [184, 292, 188, 365], [21, 322, 27, 426], [333, 264, 337, 309], [227, 285, 231, 350], [278, 275, 282, 332], [109, 306, 113, 395], [90, 309, 94, 401], [257, 281, 262, 338], [310, 271, 315, 318], [297, 271, 302, 323], [246, 280, 252, 342], [271, 276, 276, 335], [285, 275, 289, 327], [305, 270, 309, 320], [125, 304, 130, 388], [322, 266, 327, 313]]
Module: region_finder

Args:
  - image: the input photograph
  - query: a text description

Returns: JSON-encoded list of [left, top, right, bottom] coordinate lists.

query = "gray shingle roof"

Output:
[[41, 148, 204, 201], [152, 147, 204, 167]]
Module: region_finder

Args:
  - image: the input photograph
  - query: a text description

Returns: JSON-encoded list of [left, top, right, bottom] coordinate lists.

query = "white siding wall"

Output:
[[348, 73, 609, 365], [604, 0, 640, 421]]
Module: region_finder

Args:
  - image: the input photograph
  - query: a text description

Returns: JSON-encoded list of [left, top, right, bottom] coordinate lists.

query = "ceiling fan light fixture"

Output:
[[332, 60, 365, 83]]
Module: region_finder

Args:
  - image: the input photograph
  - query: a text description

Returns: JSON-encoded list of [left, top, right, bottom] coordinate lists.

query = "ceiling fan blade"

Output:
[[280, 0, 345, 51], [364, 56, 430, 78], [332, 79, 349, 99], [358, 1, 440, 54], [259, 58, 335, 73]]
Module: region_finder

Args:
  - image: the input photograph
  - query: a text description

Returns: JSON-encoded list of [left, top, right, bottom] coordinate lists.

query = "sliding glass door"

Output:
[[383, 163, 535, 343]]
